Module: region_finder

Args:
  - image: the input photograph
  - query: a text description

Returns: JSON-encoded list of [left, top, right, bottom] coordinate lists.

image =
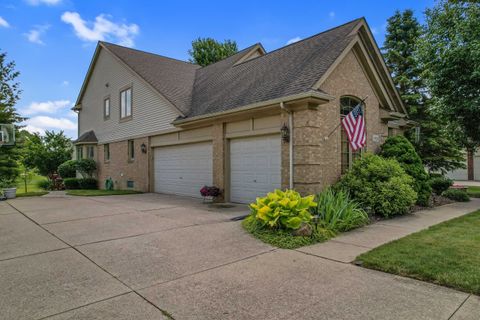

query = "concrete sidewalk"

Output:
[[297, 198, 480, 263]]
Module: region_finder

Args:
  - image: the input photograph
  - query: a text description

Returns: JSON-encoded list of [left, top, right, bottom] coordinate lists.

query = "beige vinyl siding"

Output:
[[78, 48, 179, 143]]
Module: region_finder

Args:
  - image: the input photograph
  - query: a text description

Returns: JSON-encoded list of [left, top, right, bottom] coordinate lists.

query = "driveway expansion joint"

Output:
[[448, 294, 471, 320], [6, 201, 175, 320]]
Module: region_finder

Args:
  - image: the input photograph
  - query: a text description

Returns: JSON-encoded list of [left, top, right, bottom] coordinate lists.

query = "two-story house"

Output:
[[73, 18, 412, 203]]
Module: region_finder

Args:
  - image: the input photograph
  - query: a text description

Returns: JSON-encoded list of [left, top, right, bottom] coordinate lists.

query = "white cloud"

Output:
[[24, 25, 49, 45], [22, 100, 71, 115], [26, 0, 62, 6], [25, 116, 77, 133], [329, 11, 335, 19], [0, 16, 9, 28], [286, 36, 301, 45], [61, 80, 69, 86], [61, 11, 139, 47], [371, 27, 378, 35]]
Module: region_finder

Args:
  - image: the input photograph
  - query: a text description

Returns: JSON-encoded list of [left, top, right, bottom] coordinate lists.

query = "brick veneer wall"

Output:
[[96, 137, 149, 192], [290, 50, 390, 195]]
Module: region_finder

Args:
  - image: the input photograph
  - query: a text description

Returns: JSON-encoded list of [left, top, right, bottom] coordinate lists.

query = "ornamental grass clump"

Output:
[[313, 188, 369, 233], [249, 189, 317, 230]]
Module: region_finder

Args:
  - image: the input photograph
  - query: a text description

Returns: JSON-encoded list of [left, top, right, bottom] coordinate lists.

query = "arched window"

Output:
[[340, 96, 364, 174]]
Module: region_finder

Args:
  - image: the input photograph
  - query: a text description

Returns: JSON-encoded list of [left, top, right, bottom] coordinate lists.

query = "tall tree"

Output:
[[23, 131, 73, 180], [383, 9, 464, 173], [418, 1, 480, 150], [0, 50, 24, 181], [188, 38, 238, 67]]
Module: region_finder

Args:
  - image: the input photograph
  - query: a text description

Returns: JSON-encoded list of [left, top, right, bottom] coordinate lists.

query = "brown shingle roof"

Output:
[[101, 18, 362, 119], [102, 42, 200, 115], [74, 130, 97, 144]]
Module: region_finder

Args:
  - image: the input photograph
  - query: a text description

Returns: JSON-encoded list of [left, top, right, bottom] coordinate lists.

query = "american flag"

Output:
[[341, 103, 366, 151]]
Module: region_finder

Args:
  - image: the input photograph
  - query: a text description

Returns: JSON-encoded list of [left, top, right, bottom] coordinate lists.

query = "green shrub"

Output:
[[442, 189, 470, 202], [430, 176, 453, 195], [76, 159, 96, 178], [37, 179, 52, 190], [379, 135, 431, 206], [249, 189, 317, 230], [0, 179, 15, 189], [64, 177, 98, 190], [78, 178, 98, 189], [313, 188, 369, 232], [58, 160, 77, 178], [337, 153, 417, 218], [63, 178, 79, 190]]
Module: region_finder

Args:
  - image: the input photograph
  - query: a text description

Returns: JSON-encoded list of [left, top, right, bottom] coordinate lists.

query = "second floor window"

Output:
[[120, 87, 132, 119], [104, 98, 110, 119]]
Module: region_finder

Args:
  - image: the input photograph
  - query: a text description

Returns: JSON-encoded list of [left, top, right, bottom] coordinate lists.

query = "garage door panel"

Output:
[[230, 135, 281, 204], [154, 142, 212, 198]]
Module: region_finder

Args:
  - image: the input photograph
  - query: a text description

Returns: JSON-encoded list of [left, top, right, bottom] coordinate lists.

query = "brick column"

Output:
[[212, 122, 226, 202]]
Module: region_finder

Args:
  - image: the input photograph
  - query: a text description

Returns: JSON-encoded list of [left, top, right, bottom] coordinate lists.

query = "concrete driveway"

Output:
[[0, 194, 477, 320]]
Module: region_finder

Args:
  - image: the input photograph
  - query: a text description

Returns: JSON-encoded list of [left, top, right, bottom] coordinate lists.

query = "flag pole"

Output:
[[324, 96, 368, 140]]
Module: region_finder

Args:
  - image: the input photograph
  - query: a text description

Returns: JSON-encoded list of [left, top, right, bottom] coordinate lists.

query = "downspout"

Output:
[[280, 102, 294, 189]]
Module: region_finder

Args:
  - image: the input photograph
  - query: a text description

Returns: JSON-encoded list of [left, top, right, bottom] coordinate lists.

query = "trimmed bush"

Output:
[[379, 135, 431, 206], [76, 159, 96, 178], [442, 189, 470, 202], [63, 178, 79, 190], [63, 178, 98, 190], [58, 160, 77, 178], [337, 153, 417, 217], [37, 179, 52, 190], [430, 176, 453, 195], [78, 178, 98, 189], [249, 189, 317, 230], [313, 188, 369, 232]]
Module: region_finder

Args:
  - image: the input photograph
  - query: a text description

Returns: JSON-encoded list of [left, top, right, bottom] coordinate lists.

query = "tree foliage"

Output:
[[418, 1, 480, 149], [382, 9, 464, 173], [188, 38, 238, 67], [23, 131, 73, 179], [0, 50, 24, 181]]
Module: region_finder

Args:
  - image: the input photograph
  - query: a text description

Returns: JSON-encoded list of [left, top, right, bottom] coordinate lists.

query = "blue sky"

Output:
[[1, 0, 434, 138]]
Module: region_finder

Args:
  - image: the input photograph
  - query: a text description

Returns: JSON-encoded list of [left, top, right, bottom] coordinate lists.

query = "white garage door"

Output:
[[154, 142, 212, 198], [230, 135, 281, 204]]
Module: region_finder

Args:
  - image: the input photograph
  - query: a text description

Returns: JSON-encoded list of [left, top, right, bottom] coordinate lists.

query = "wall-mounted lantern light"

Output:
[[280, 123, 290, 143], [141, 143, 147, 154]]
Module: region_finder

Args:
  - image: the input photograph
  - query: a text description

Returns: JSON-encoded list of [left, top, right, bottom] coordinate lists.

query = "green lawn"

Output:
[[15, 173, 47, 194], [467, 186, 480, 198], [356, 210, 480, 294], [66, 189, 143, 196]]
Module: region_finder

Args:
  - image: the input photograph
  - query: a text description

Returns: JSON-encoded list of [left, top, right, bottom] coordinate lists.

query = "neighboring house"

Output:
[[73, 18, 412, 203], [447, 150, 480, 181]]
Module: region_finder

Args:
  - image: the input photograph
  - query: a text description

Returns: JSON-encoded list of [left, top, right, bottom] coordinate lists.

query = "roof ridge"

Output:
[[100, 41, 199, 67], [238, 17, 364, 64]]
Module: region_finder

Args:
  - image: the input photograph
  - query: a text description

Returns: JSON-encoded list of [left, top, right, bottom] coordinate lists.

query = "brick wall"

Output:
[[96, 136, 149, 192], [290, 50, 390, 195]]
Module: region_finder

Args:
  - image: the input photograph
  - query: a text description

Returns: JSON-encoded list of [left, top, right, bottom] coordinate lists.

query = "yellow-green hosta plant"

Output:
[[249, 189, 317, 230]]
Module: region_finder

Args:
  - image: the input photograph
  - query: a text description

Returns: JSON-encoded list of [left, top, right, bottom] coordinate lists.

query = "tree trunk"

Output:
[[467, 149, 474, 181]]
